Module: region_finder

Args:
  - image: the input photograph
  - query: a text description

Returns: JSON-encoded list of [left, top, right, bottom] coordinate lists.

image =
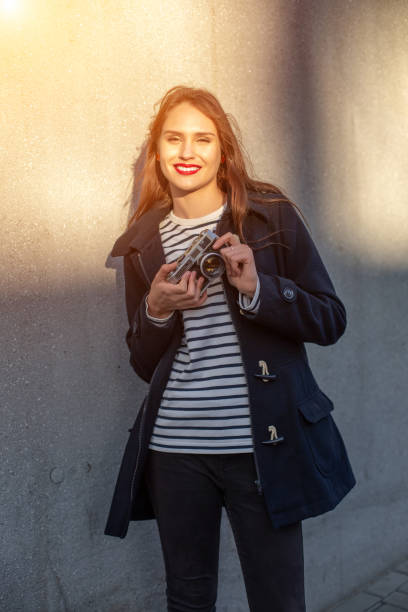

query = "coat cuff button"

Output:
[[282, 286, 296, 302]]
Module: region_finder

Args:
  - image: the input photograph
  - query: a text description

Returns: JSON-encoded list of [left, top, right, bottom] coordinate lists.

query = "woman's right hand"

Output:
[[146, 261, 208, 319]]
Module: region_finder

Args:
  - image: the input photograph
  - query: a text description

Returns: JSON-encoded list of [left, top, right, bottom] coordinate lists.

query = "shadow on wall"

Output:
[[277, 3, 408, 611], [105, 142, 147, 270]]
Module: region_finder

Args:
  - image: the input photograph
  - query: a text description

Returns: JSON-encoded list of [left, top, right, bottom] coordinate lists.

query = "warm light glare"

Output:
[[1, 0, 19, 15]]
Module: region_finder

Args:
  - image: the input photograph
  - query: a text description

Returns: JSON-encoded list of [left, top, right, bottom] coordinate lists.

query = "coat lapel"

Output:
[[136, 232, 166, 285], [112, 204, 170, 285]]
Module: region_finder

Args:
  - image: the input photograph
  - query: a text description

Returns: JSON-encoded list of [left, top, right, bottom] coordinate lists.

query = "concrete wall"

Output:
[[1, 1, 407, 610]]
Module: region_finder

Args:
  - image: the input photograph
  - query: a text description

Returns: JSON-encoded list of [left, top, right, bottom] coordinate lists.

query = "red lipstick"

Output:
[[174, 164, 201, 175]]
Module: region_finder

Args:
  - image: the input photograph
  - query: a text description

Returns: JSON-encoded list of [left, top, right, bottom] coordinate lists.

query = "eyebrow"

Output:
[[163, 130, 216, 137]]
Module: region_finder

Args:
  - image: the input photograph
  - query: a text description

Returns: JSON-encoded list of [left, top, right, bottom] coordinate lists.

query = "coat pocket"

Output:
[[297, 389, 338, 476]]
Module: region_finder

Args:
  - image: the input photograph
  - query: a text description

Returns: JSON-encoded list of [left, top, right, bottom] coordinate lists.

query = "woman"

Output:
[[105, 85, 355, 612]]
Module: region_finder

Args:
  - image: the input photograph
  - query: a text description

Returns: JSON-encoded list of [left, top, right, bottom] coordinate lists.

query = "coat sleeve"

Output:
[[123, 254, 178, 382], [247, 203, 346, 346]]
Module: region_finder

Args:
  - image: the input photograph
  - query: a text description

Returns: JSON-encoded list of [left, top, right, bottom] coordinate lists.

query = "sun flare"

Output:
[[1, 0, 20, 15]]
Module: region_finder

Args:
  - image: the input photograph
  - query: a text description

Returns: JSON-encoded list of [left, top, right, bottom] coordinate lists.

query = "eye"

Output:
[[197, 138, 210, 143], [168, 136, 180, 143]]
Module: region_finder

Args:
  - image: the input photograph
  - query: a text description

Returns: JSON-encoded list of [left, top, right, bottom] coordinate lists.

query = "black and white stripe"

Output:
[[149, 205, 258, 454]]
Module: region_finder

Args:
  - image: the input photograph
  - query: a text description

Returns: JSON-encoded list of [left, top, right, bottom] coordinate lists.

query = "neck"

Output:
[[170, 184, 226, 219]]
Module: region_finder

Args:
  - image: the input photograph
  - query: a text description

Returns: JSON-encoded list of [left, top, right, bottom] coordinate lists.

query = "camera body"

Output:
[[167, 229, 225, 294]]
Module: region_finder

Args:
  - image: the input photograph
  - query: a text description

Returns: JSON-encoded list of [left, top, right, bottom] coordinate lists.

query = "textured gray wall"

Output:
[[1, 1, 407, 610]]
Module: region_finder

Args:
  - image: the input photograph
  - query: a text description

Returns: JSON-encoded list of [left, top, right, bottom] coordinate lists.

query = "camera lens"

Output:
[[200, 252, 225, 279]]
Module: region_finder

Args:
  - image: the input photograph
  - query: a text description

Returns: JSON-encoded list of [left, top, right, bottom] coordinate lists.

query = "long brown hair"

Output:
[[128, 85, 295, 244]]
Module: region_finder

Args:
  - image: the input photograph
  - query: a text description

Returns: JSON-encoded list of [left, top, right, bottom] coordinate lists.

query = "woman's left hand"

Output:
[[212, 232, 258, 297]]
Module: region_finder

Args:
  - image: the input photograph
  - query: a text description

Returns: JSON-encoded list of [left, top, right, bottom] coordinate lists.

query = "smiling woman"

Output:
[[105, 85, 355, 612], [128, 85, 288, 243], [157, 102, 223, 215]]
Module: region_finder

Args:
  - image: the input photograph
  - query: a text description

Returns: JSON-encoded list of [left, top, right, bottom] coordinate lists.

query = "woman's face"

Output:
[[157, 102, 222, 198]]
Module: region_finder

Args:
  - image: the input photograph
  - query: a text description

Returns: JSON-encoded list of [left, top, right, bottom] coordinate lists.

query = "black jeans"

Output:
[[145, 450, 306, 612]]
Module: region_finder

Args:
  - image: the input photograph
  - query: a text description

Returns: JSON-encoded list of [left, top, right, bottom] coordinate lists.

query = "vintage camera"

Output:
[[167, 229, 225, 294]]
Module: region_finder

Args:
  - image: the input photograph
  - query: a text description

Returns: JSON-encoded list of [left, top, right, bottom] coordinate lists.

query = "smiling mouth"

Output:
[[174, 164, 201, 175]]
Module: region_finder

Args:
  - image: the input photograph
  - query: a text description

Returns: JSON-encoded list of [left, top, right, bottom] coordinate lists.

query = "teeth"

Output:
[[176, 165, 200, 173]]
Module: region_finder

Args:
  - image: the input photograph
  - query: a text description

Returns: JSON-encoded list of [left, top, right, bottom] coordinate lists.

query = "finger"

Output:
[[196, 290, 208, 306], [212, 232, 240, 250], [219, 242, 247, 266], [186, 287, 208, 309], [223, 257, 234, 278], [155, 260, 179, 282], [176, 270, 191, 293], [195, 275, 206, 300], [222, 244, 252, 262], [186, 270, 199, 296], [230, 257, 242, 276], [219, 246, 239, 275], [221, 247, 248, 277], [180, 275, 207, 307]]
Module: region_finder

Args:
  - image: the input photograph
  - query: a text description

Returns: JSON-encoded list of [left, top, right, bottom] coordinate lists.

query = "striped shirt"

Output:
[[148, 204, 260, 454]]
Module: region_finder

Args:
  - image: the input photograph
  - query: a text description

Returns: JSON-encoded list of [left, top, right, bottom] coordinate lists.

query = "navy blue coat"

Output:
[[105, 194, 356, 538]]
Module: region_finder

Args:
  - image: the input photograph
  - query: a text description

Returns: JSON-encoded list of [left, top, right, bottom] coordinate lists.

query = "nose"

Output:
[[179, 139, 194, 159]]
